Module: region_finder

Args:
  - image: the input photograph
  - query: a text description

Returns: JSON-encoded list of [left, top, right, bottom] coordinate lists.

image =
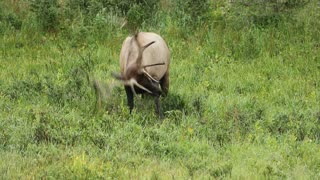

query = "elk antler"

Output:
[[142, 69, 159, 83], [134, 33, 156, 68], [143, 62, 165, 68], [124, 78, 152, 95]]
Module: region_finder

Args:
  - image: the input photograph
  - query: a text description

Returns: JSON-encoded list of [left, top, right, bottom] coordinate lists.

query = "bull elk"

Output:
[[112, 32, 170, 119]]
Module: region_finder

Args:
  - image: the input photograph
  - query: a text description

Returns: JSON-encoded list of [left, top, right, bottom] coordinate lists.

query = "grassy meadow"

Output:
[[1, 0, 320, 179]]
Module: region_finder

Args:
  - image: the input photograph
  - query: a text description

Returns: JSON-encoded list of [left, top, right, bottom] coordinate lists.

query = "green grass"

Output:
[[1, 0, 320, 179]]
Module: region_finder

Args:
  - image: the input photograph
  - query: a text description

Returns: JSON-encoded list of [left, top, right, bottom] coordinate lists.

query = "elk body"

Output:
[[113, 32, 170, 118]]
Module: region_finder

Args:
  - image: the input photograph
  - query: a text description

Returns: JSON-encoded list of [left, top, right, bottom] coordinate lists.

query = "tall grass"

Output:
[[0, 0, 319, 178]]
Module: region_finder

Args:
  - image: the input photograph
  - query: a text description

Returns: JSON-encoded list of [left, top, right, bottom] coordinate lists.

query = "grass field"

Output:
[[1, 0, 320, 179]]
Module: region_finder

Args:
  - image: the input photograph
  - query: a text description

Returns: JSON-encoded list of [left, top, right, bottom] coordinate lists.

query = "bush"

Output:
[[0, 1, 25, 34], [227, 0, 310, 28], [117, 0, 160, 32], [170, 0, 211, 28], [30, 0, 60, 33]]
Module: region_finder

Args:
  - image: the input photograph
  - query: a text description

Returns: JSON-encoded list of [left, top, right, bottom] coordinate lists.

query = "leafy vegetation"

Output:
[[1, 0, 319, 178]]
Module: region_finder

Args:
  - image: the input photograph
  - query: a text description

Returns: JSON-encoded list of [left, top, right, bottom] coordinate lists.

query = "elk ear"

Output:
[[142, 41, 155, 51], [111, 72, 124, 80]]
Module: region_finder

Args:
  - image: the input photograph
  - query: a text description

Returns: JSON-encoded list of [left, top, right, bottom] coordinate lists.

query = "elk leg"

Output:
[[125, 86, 134, 113], [155, 96, 164, 119], [160, 71, 169, 96]]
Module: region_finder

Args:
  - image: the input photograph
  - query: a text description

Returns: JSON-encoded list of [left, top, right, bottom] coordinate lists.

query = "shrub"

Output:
[[169, 0, 211, 28], [227, 0, 311, 28], [30, 0, 60, 33]]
